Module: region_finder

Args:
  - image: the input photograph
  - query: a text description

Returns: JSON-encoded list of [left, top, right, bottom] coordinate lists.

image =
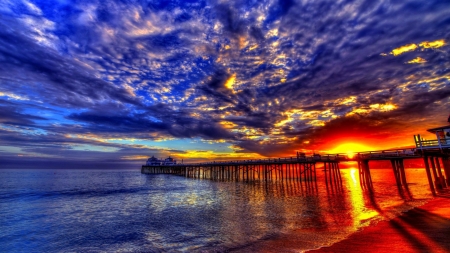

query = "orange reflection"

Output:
[[344, 168, 379, 227], [350, 168, 357, 185]]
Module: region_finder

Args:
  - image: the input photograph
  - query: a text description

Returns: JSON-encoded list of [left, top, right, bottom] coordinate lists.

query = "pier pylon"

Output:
[[358, 160, 373, 190]]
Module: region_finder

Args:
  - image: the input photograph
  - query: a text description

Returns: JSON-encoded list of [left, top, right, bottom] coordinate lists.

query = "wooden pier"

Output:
[[142, 159, 319, 183], [142, 125, 450, 195]]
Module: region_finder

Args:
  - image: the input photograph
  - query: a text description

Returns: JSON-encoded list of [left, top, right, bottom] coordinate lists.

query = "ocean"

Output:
[[0, 167, 433, 252]]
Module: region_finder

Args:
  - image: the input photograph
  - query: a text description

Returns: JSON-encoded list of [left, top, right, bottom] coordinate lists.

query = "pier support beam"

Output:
[[442, 156, 450, 185], [358, 160, 373, 190], [434, 157, 447, 188], [324, 162, 342, 188], [423, 156, 437, 195], [429, 157, 442, 190], [391, 159, 408, 188], [324, 161, 342, 191]]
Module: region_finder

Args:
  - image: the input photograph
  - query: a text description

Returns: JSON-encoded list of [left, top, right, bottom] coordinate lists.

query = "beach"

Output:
[[308, 194, 450, 253]]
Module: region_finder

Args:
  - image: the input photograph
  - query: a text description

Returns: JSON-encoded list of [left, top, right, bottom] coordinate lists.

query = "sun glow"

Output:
[[329, 143, 373, 156], [347, 151, 355, 159]]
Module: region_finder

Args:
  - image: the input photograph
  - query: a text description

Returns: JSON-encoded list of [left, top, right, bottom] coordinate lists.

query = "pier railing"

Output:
[[414, 135, 450, 150], [141, 147, 450, 195]]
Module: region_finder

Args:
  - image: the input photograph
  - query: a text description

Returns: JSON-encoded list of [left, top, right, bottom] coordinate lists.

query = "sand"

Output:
[[307, 193, 450, 253], [228, 192, 450, 253]]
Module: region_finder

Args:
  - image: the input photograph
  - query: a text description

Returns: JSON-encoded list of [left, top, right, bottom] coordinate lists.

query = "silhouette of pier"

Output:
[[142, 125, 450, 194]]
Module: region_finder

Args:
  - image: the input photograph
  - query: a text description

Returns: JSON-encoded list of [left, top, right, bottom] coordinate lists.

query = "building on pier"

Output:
[[414, 125, 450, 152], [145, 156, 177, 166], [146, 156, 161, 166], [163, 156, 177, 165]]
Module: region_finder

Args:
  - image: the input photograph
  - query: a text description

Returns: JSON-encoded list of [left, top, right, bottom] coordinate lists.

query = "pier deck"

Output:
[[142, 147, 450, 195], [142, 126, 450, 194]]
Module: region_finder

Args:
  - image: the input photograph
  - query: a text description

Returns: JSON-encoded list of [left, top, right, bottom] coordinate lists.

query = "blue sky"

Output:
[[0, 0, 449, 169]]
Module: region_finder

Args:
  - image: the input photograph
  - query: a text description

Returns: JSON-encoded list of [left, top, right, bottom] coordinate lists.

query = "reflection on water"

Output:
[[0, 168, 433, 252]]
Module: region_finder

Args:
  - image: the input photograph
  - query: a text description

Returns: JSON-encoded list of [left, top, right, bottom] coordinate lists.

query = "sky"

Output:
[[0, 0, 449, 169]]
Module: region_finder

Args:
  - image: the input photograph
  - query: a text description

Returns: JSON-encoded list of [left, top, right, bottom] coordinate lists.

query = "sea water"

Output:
[[0, 168, 433, 252]]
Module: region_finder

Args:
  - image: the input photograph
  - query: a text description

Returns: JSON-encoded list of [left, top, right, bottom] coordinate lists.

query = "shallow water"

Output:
[[0, 167, 433, 252]]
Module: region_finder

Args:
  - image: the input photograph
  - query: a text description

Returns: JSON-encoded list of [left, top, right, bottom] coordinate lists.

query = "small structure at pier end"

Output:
[[414, 125, 450, 152], [163, 156, 177, 165], [146, 156, 161, 166], [145, 156, 177, 166], [414, 125, 450, 195]]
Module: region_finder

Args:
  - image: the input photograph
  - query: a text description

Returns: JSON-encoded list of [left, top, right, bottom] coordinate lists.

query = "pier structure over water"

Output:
[[142, 125, 450, 194], [414, 125, 450, 195]]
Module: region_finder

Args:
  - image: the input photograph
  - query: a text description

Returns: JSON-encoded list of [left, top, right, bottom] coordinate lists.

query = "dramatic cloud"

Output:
[[0, 0, 449, 168]]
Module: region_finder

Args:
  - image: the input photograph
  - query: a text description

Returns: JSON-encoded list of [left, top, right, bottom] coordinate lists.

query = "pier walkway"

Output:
[[142, 126, 450, 195]]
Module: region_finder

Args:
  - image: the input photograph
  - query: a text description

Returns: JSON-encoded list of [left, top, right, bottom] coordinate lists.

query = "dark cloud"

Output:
[[249, 26, 265, 41], [265, 0, 296, 25], [0, 105, 47, 126], [145, 33, 187, 50], [197, 69, 236, 104], [66, 106, 235, 140], [67, 112, 168, 132], [0, 16, 140, 109], [214, 3, 247, 36], [226, 113, 273, 130]]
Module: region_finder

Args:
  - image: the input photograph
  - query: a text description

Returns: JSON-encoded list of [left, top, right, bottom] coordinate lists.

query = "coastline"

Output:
[[307, 194, 450, 253]]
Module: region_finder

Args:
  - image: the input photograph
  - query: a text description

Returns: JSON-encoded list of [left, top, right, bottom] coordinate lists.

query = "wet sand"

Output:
[[308, 194, 450, 253]]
